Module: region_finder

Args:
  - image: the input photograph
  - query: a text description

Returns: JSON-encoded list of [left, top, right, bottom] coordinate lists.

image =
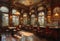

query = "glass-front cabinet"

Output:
[[12, 15, 19, 26], [2, 14, 9, 26]]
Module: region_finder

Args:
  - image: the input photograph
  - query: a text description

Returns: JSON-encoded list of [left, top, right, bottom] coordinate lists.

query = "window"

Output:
[[12, 9, 20, 26], [0, 6, 9, 12], [12, 9, 17, 14], [38, 12, 45, 27], [31, 14, 36, 26], [12, 15, 19, 26], [12, 9, 20, 15], [2, 14, 9, 26], [0, 6, 9, 26], [23, 13, 27, 25]]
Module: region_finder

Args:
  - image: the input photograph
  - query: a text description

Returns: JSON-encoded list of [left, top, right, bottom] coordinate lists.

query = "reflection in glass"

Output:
[[12, 15, 19, 26], [38, 12, 45, 27], [2, 14, 9, 26]]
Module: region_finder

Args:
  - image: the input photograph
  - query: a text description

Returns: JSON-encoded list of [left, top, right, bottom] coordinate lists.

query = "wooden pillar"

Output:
[[9, 0, 12, 27]]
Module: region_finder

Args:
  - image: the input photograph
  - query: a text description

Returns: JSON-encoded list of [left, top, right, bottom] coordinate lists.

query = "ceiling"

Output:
[[0, 0, 9, 2], [13, 0, 42, 6], [0, 0, 60, 7]]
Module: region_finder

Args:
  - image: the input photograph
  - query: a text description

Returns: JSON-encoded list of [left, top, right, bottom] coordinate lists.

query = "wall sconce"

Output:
[[23, 13, 27, 17], [15, 11, 20, 15], [54, 13, 59, 17], [10, 15, 12, 19]]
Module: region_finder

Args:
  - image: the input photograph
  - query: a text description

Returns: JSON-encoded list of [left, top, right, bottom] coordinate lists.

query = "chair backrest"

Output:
[[46, 26, 49, 32]]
